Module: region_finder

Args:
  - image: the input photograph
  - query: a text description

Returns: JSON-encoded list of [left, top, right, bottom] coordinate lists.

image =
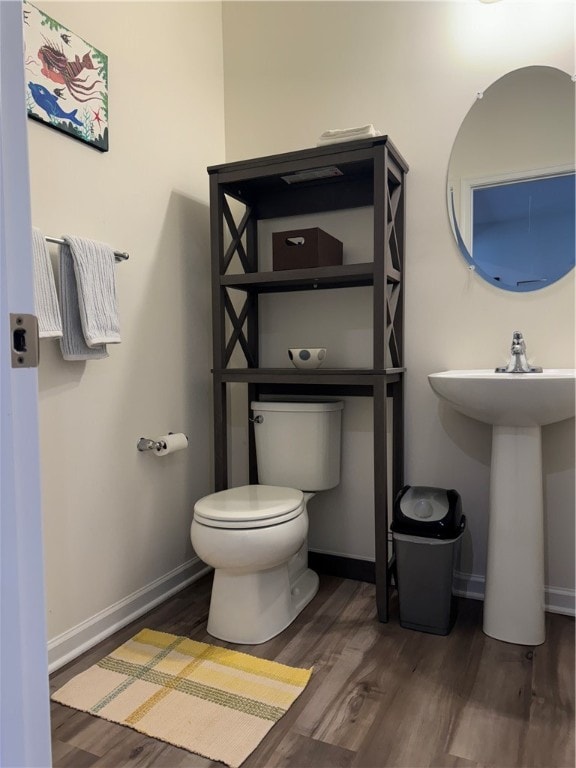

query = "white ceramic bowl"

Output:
[[288, 348, 327, 369]]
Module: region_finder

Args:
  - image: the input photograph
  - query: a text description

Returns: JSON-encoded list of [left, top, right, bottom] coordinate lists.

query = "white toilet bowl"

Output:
[[191, 484, 319, 644]]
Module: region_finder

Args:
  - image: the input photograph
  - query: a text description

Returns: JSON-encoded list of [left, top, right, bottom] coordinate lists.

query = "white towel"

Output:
[[64, 234, 121, 347], [59, 239, 109, 361], [316, 124, 382, 146], [31, 227, 62, 338]]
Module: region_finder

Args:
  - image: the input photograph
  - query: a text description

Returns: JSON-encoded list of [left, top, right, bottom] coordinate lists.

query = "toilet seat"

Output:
[[194, 485, 305, 529]]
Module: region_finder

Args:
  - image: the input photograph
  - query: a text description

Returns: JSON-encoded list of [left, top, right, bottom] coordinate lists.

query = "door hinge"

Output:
[[10, 313, 39, 368]]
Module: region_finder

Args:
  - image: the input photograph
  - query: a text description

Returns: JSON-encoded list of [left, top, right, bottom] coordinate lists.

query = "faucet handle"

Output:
[[512, 331, 525, 351]]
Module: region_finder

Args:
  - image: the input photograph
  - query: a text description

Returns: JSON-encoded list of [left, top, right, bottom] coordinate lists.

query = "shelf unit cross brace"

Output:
[[223, 290, 255, 367], [386, 284, 401, 368], [222, 198, 253, 274], [386, 183, 402, 274]]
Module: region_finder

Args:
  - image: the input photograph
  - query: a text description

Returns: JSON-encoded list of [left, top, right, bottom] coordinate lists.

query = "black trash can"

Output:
[[391, 485, 466, 635]]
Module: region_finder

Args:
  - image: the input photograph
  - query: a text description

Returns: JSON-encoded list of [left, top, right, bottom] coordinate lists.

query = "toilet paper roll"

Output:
[[154, 433, 188, 456]]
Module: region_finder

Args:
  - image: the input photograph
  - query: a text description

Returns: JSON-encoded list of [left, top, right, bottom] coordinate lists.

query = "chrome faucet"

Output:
[[496, 331, 542, 373]]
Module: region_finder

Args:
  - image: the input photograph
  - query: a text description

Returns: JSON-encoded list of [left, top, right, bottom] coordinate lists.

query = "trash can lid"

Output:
[[391, 485, 463, 539], [399, 486, 450, 521]]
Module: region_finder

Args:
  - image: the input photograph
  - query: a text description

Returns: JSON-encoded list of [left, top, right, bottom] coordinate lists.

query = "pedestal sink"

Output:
[[428, 369, 576, 645]]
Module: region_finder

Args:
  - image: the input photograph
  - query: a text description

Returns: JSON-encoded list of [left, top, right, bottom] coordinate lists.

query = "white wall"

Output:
[[28, 1, 225, 666], [221, 1, 575, 610]]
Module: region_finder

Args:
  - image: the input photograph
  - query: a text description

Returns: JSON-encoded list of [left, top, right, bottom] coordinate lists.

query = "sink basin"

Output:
[[428, 368, 575, 646], [428, 369, 576, 427]]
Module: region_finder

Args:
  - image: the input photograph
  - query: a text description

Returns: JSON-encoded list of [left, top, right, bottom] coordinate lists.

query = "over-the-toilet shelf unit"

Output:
[[208, 136, 408, 623]]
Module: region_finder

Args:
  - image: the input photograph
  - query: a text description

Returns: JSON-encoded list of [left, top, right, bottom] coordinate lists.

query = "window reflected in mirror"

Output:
[[447, 66, 575, 292]]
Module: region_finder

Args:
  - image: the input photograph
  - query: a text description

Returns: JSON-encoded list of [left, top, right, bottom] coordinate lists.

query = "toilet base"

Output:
[[207, 562, 319, 645], [290, 567, 319, 619]]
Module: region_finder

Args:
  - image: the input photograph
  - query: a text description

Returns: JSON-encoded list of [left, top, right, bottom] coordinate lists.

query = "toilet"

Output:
[[191, 400, 343, 644]]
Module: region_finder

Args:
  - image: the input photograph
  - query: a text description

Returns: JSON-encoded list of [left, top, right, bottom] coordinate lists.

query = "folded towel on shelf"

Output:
[[316, 124, 382, 146], [59, 239, 109, 361], [31, 227, 62, 338]]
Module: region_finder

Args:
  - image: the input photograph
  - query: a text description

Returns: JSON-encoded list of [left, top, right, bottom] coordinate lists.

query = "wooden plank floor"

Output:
[[50, 574, 575, 768]]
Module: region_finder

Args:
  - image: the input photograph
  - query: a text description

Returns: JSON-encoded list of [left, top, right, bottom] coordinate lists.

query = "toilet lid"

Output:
[[194, 485, 305, 529]]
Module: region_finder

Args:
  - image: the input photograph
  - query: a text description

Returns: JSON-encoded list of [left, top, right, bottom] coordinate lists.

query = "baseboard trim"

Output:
[[308, 550, 376, 583], [544, 586, 576, 616], [48, 558, 211, 673], [453, 570, 575, 616], [452, 570, 486, 602], [307, 555, 575, 616]]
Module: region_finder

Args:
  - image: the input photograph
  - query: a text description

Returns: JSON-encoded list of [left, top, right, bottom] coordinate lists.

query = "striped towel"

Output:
[[59, 235, 121, 361], [31, 227, 62, 338], [59, 239, 108, 360], [64, 235, 121, 347]]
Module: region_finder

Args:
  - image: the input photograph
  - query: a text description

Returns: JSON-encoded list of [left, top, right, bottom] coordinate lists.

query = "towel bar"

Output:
[[45, 236, 129, 262]]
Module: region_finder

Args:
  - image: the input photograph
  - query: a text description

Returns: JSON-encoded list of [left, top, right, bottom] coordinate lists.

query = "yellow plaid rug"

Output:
[[51, 628, 313, 767]]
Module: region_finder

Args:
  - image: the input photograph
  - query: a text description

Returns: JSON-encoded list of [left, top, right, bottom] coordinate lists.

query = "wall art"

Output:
[[23, 2, 108, 151]]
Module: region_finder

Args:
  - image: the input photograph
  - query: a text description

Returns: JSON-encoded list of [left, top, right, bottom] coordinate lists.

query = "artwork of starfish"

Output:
[[92, 108, 103, 127]]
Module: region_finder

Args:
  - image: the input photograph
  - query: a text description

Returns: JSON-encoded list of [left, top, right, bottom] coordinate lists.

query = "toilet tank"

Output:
[[251, 400, 343, 491]]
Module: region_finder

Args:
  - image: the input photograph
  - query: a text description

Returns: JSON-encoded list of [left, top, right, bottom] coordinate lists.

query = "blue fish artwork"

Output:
[[28, 82, 82, 127], [24, 2, 108, 151]]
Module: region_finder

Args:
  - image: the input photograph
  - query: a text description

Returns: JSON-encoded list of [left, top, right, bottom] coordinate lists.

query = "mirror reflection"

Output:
[[447, 66, 575, 292]]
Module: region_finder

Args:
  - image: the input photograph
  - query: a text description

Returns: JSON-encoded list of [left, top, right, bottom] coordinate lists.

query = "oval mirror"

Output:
[[447, 66, 575, 292]]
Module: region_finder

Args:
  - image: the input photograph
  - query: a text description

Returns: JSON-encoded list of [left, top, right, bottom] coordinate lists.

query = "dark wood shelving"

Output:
[[213, 368, 404, 384], [208, 137, 408, 624], [221, 263, 401, 292], [213, 368, 405, 398], [221, 263, 374, 292], [209, 136, 407, 219]]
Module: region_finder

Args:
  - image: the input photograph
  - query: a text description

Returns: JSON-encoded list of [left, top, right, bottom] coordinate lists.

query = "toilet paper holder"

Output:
[[137, 432, 189, 455], [137, 436, 167, 452]]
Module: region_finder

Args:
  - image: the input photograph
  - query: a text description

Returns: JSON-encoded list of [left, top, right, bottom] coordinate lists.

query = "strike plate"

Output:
[[10, 313, 39, 368]]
